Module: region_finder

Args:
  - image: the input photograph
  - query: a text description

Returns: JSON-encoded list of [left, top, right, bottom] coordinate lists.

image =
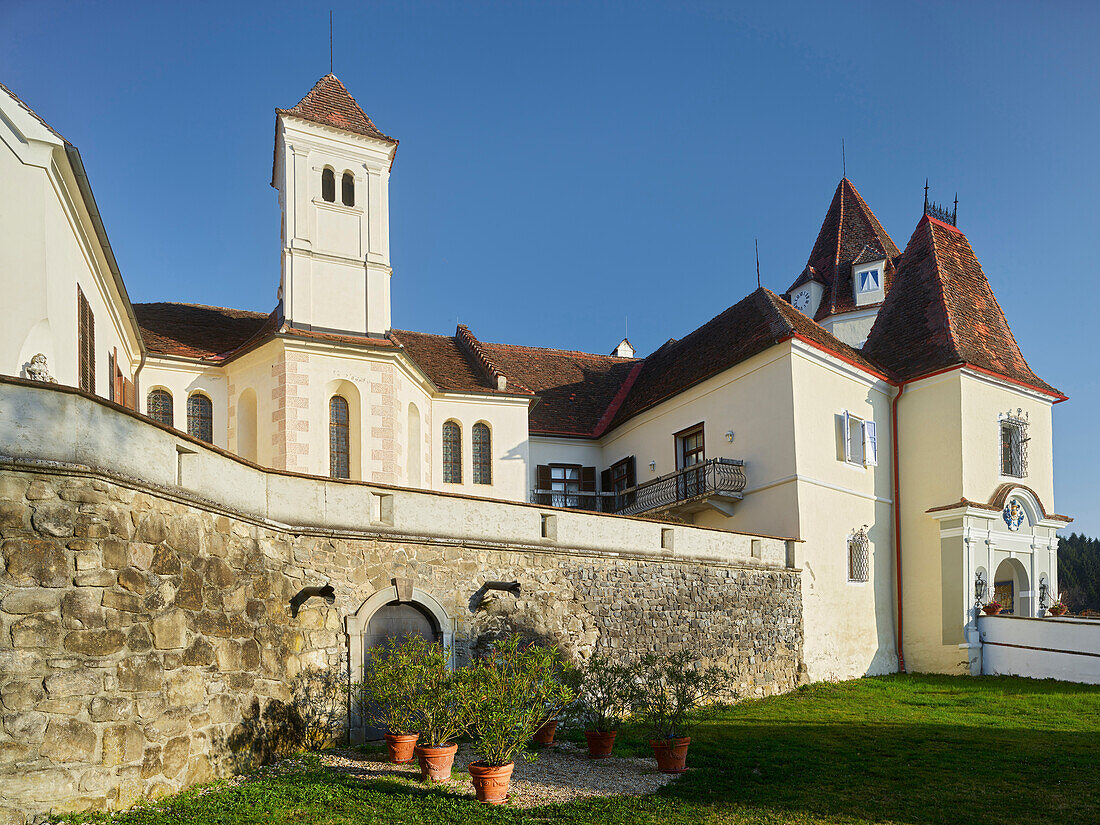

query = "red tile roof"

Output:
[[610, 287, 890, 429], [134, 303, 276, 360], [389, 329, 523, 397], [477, 340, 641, 436], [277, 74, 397, 144], [787, 178, 900, 320], [862, 216, 1062, 398]]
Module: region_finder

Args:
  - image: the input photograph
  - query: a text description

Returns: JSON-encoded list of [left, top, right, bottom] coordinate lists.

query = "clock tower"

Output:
[[272, 75, 399, 337]]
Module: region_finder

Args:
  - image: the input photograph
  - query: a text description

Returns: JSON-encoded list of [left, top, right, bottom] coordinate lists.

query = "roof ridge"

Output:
[[483, 339, 636, 361], [133, 300, 271, 316], [456, 324, 520, 392]]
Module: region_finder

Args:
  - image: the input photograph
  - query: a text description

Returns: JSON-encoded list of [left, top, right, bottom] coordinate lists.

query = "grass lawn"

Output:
[[66, 675, 1100, 825]]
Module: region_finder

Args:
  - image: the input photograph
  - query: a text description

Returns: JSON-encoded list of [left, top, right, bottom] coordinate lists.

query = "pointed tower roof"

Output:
[[276, 74, 397, 144], [788, 178, 900, 321], [863, 215, 1062, 398]]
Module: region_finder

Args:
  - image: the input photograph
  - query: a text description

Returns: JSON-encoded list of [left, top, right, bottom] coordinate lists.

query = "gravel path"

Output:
[[321, 741, 678, 807]]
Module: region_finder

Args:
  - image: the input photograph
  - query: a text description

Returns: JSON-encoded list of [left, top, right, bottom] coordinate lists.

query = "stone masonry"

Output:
[[0, 465, 802, 823]]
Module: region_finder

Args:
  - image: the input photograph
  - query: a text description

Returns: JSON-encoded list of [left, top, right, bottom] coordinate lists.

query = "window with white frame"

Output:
[[999, 413, 1028, 478], [857, 268, 881, 293], [842, 410, 877, 467], [848, 528, 870, 582]]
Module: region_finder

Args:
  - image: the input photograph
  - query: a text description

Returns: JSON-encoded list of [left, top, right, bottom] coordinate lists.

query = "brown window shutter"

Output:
[[626, 456, 637, 488], [123, 378, 136, 410], [580, 466, 597, 493], [536, 465, 552, 490], [600, 468, 611, 493], [77, 286, 95, 394]]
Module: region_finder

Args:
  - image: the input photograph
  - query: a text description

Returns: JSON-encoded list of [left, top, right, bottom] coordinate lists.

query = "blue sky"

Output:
[[4, 1, 1098, 534]]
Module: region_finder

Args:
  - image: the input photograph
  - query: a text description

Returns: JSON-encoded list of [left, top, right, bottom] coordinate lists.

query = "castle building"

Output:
[[0, 74, 1071, 681]]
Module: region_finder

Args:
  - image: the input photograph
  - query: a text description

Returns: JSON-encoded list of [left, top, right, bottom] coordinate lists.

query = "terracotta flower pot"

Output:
[[982, 605, 1002, 616], [383, 733, 418, 764], [415, 743, 458, 782], [1049, 605, 1068, 616], [468, 761, 515, 804], [650, 737, 691, 774], [584, 730, 617, 759], [533, 719, 558, 745]]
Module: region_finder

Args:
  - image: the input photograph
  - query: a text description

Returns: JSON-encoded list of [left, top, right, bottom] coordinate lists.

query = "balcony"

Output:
[[532, 457, 746, 519], [615, 458, 746, 518]]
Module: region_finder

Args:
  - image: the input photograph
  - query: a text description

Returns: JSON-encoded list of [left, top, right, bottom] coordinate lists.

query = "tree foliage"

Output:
[[1058, 532, 1100, 612]]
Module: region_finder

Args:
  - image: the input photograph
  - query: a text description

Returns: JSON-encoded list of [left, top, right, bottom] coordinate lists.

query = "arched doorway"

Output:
[[345, 585, 453, 742], [993, 557, 1030, 616]]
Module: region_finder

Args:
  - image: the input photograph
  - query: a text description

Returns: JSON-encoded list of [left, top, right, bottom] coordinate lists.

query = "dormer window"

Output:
[[858, 268, 880, 293]]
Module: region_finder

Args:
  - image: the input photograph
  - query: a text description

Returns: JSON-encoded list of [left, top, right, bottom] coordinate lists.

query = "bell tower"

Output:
[[272, 74, 398, 337]]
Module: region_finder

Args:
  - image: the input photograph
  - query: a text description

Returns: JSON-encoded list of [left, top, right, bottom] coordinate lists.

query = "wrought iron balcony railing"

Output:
[[614, 458, 746, 517], [531, 458, 746, 518]]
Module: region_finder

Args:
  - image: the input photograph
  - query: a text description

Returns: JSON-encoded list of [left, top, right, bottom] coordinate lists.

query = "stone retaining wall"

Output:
[[0, 462, 802, 823]]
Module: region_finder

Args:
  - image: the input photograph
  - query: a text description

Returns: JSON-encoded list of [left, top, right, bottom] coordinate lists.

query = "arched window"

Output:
[[472, 422, 491, 485], [321, 168, 335, 203], [341, 172, 355, 207], [147, 389, 173, 427], [329, 395, 350, 479], [442, 421, 462, 484], [187, 393, 213, 443]]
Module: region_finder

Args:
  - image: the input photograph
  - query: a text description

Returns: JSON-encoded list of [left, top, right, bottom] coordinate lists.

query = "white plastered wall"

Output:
[[139, 357, 230, 450], [789, 341, 897, 679], [431, 394, 530, 502], [599, 344, 800, 540], [0, 91, 141, 393]]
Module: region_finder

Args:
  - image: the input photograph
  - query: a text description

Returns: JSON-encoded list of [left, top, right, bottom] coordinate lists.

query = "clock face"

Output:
[[793, 290, 811, 311]]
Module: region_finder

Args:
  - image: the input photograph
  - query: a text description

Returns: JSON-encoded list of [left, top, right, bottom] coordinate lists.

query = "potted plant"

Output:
[[628, 650, 731, 774], [571, 652, 632, 758], [1048, 599, 1069, 617], [350, 634, 422, 763], [461, 636, 574, 804], [407, 641, 472, 782], [532, 652, 574, 746], [982, 600, 1003, 616]]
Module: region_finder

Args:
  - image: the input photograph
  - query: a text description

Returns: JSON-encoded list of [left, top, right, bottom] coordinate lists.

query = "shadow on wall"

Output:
[[220, 698, 305, 773]]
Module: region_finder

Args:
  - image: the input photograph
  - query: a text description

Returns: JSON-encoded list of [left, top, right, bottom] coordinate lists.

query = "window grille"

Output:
[[443, 421, 462, 483], [329, 396, 350, 479], [147, 389, 173, 427], [321, 168, 335, 202], [472, 422, 491, 485], [1000, 414, 1029, 478], [848, 528, 870, 582], [77, 286, 95, 393], [187, 394, 213, 444], [341, 172, 355, 207]]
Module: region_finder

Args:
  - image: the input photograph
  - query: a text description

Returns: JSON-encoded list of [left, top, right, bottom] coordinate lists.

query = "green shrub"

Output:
[[461, 636, 574, 766], [349, 634, 425, 736], [628, 650, 733, 740], [570, 652, 633, 732], [406, 641, 473, 747]]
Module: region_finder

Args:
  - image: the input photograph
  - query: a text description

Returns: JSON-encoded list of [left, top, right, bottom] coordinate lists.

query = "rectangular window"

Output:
[[534, 464, 596, 509], [676, 424, 705, 469], [848, 536, 869, 582], [857, 269, 881, 293], [675, 424, 705, 500], [77, 286, 95, 394], [603, 456, 637, 512], [842, 411, 877, 467], [1000, 419, 1028, 478]]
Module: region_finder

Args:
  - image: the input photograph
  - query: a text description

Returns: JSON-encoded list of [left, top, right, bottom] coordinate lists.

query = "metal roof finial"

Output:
[[755, 238, 761, 289]]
